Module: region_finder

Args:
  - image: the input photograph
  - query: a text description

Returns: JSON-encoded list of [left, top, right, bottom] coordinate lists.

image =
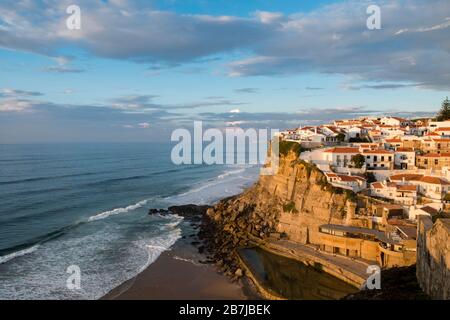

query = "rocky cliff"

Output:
[[199, 150, 352, 279]]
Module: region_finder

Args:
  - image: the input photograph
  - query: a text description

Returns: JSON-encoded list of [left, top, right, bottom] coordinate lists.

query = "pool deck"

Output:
[[247, 237, 372, 289]]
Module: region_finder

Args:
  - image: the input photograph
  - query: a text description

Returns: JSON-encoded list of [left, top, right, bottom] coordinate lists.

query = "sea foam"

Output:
[[88, 199, 148, 222], [0, 244, 40, 265]]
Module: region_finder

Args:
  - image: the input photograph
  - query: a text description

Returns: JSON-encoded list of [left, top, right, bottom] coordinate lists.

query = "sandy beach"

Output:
[[103, 247, 250, 300]]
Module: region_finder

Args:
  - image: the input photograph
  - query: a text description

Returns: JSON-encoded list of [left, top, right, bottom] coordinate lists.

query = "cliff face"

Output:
[[417, 217, 450, 299], [206, 151, 349, 246]]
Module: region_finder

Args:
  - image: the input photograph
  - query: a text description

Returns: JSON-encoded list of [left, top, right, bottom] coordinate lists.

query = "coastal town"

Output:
[[267, 100, 450, 298]]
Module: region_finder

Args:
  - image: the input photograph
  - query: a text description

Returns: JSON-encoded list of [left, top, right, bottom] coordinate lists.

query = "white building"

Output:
[[394, 148, 416, 169], [370, 181, 417, 205], [428, 120, 450, 131], [408, 203, 442, 221], [362, 150, 394, 170], [323, 147, 360, 168], [381, 116, 410, 127], [389, 173, 450, 201], [325, 172, 367, 192]]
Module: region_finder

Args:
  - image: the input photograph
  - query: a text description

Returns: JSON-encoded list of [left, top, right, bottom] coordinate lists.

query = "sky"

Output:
[[0, 0, 449, 143]]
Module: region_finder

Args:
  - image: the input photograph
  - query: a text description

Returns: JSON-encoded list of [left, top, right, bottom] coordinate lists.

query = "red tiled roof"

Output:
[[419, 176, 450, 185], [390, 173, 423, 182], [397, 185, 417, 192], [386, 138, 402, 143], [431, 138, 450, 142], [323, 147, 360, 154], [417, 152, 450, 158], [362, 150, 394, 154], [435, 127, 450, 131], [371, 182, 384, 189], [338, 175, 366, 182], [420, 206, 439, 215], [396, 147, 414, 152]]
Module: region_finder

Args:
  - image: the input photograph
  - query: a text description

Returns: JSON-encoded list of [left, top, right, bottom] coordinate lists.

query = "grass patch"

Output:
[[279, 141, 303, 157], [283, 201, 298, 213]]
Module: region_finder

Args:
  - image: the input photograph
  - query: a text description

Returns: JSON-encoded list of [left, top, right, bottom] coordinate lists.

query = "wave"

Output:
[[166, 166, 256, 202], [88, 200, 148, 222], [217, 167, 246, 179], [134, 228, 182, 276], [0, 244, 40, 265], [1, 198, 152, 262]]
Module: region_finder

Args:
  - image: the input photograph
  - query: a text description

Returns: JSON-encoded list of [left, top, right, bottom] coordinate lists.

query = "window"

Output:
[[435, 159, 439, 165], [381, 156, 385, 161], [388, 156, 392, 161]]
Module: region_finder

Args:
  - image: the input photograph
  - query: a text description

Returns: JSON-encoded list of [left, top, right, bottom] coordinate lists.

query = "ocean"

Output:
[[0, 143, 259, 299]]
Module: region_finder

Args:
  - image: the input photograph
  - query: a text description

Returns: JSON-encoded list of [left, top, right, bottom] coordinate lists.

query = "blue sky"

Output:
[[0, 0, 449, 142]]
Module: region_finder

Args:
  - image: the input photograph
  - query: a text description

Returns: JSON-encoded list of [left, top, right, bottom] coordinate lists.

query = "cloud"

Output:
[[345, 83, 420, 90], [234, 88, 259, 94], [138, 122, 150, 128], [199, 105, 439, 129], [0, 0, 271, 63], [0, 99, 35, 112], [0, 0, 449, 90], [0, 88, 43, 98], [229, 109, 241, 113], [43, 66, 85, 73], [305, 87, 324, 91], [226, 0, 450, 90], [109, 94, 245, 112]]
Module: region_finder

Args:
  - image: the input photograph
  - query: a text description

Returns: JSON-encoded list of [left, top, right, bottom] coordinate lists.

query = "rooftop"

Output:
[[323, 147, 360, 154]]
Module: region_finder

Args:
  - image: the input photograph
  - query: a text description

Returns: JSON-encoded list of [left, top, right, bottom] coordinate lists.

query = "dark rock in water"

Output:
[[148, 208, 170, 215], [168, 204, 211, 218], [148, 204, 210, 221], [191, 241, 201, 246]]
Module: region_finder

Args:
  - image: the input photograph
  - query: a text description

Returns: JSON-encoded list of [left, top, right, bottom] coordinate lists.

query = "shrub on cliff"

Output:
[[344, 190, 357, 202], [283, 201, 298, 213], [279, 141, 303, 157]]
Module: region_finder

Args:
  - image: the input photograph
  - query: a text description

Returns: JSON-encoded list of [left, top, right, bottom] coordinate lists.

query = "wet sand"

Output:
[[103, 248, 249, 300]]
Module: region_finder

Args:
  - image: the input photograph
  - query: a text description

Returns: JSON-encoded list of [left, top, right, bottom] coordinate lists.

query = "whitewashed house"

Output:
[[389, 173, 450, 201], [362, 149, 394, 170], [323, 147, 360, 168], [370, 181, 417, 205], [325, 172, 367, 192], [394, 148, 416, 169]]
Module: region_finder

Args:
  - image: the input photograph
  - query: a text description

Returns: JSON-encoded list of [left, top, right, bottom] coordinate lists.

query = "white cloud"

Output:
[[138, 122, 150, 128], [229, 109, 241, 113], [0, 99, 34, 112]]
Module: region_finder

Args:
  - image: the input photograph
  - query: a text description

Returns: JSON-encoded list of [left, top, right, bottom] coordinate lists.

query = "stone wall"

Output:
[[417, 216, 450, 299]]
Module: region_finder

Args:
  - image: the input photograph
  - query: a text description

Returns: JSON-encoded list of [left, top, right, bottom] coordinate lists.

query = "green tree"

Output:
[[336, 133, 346, 142], [436, 97, 450, 121], [351, 154, 366, 168]]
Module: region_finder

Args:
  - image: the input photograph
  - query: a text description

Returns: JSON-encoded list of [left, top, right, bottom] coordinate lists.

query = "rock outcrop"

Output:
[[199, 150, 352, 279], [417, 216, 450, 299]]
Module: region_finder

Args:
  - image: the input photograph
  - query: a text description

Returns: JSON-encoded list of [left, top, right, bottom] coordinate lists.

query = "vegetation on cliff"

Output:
[[279, 141, 303, 157]]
